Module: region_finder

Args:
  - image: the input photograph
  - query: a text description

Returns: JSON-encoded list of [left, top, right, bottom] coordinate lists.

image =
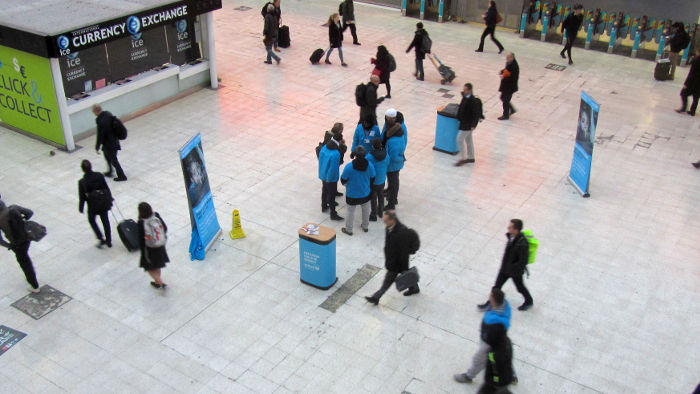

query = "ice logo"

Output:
[[176, 20, 187, 33], [67, 51, 79, 60], [131, 32, 142, 40], [57, 35, 70, 50], [126, 16, 141, 35]]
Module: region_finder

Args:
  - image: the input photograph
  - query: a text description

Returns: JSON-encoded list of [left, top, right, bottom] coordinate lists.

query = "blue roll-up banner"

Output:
[[568, 91, 599, 197], [179, 133, 221, 260]]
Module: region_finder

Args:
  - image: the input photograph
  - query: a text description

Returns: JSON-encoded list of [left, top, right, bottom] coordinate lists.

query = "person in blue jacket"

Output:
[[384, 119, 406, 210], [352, 115, 381, 154], [380, 109, 408, 148], [318, 129, 344, 221], [340, 146, 375, 235], [366, 137, 389, 221]]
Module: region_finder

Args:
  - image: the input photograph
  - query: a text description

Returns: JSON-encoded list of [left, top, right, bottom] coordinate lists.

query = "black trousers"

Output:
[[494, 271, 533, 305], [382, 79, 391, 97], [103, 149, 126, 178], [372, 271, 419, 300], [561, 36, 576, 60], [681, 88, 699, 115], [12, 241, 39, 289], [386, 171, 400, 208], [415, 57, 424, 79], [370, 184, 385, 216], [343, 22, 359, 43], [500, 92, 515, 118], [321, 181, 338, 214], [88, 211, 111, 244], [478, 24, 503, 52], [477, 383, 512, 394]]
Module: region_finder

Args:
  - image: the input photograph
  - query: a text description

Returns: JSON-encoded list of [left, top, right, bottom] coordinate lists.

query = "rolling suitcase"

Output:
[[278, 25, 290, 48], [654, 58, 671, 81], [310, 48, 325, 64], [112, 202, 139, 251], [395, 267, 420, 291], [428, 53, 456, 84]]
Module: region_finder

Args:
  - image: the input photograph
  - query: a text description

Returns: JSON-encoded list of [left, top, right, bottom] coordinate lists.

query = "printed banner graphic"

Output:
[[179, 133, 220, 260], [0, 45, 64, 146], [568, 91, 600, 197]]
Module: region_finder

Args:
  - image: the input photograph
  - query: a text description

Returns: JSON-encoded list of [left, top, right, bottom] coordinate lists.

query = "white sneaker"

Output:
[[29, 286, 41, 293]]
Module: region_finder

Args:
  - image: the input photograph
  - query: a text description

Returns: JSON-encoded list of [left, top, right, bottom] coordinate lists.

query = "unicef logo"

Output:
[[126, 16, 141, 35], [57, 35, 70, 50], [176, 20, 187, 33]]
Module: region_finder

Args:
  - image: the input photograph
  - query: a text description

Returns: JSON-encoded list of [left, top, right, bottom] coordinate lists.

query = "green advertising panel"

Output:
[[0, 45, 64, 146]]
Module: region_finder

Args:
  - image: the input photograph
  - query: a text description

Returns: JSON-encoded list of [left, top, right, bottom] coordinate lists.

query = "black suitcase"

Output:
[[654, 58, 671, 81], [278, 25, 290, 48], [310, 48, 325, 64], [112, 202, 139, 251], [395, 267, 420, 291], [428, 53, 456, 84]]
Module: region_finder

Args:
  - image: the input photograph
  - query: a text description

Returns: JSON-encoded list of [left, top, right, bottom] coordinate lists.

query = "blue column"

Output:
[[655, 35, 666, 60], [402, 0, 407, 16], [520, 12, 528, 37], [681, 41, 692, 63], [420, 0, 425, 20], [631, 31, 641, 58], [585, 23, 593, 49], [607, 27, 617, 53], [541, 15, 550, 41], [438, 0, 444, 23]]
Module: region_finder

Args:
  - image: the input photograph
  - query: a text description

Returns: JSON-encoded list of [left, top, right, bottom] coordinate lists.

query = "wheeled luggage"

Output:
[[278, 25, 290, 48], [395, 267, 420, 291], [428, 53, 456, 84], [310, 48, 325, 64], [112, 202, 139, 251], [654, 58, 671, 81]]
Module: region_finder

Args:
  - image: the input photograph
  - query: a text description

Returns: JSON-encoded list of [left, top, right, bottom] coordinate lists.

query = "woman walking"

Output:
[[138, 202, 169, 289], [476, 1, 504, 53], [371, 45, 394, 98], [326, 13, 347, 66]]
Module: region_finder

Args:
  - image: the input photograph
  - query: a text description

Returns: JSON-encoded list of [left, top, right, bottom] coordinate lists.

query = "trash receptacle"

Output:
[[433, 103, 460, 154], [298, 223, 337, 290]]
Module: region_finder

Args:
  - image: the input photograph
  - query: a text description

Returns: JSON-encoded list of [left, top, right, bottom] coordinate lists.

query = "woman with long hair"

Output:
[[326, 13, 347, 66], [371, 45, 394, 98], [137, 202, 169, 289]]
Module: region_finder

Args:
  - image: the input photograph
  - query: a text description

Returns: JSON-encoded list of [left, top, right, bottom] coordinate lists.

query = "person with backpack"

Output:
[[78, 160, 113, 249], [367, 137, 389, 221], [263, 3, 281, 64], [358, 75, 384, 125], [138, 202, 169, 289], [371, 45, 395, 98], [478, 219, 534, 311], [476, 1, 504, 54], [340, 146, 376, 236], [325, 13, 347, 66], [0, 195, 40, 293], [340, 0, 360, 45], [406, 22, 430, 81], [455, 83, 483, 166], [93, 104, 127, 182], [351, 115, 381, 154], [667, 22, 691, 80], [560, 4, 584, 65], [498, 52, 519, 121], [383, 113, 406, 211], [318, 127, 345, 221], [365, 210, 419, 304], [261, 0, 282, 52]]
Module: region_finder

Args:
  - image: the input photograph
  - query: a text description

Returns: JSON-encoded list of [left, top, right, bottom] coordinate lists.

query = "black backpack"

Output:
[[388, 54, 397, 72], [111, 116, 127, 140], [407, 228, 420, 255], [421, 33, 432, 53], [261, 2, 272, 17], [355, 83, 367, 106], [338, 1, 344, 16]]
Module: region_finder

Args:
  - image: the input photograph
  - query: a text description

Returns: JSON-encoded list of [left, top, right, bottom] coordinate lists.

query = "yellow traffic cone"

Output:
[[230, 209, 246, 239]]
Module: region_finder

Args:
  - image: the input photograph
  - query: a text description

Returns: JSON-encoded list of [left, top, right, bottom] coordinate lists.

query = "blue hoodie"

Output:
[[341, 157, 376, 202], [318, 140, 341, 182], [385, 124, 406, 173], [483, 300, 512, 331], [367, 148, 389, 185], [381, 118, 408, 146], [351, 123, 381, 153]]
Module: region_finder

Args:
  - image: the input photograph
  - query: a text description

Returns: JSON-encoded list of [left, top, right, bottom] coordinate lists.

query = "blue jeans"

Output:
[[326, 47, 344, 63], [415, 57, 424, 79], [266, 44, 280, 62]]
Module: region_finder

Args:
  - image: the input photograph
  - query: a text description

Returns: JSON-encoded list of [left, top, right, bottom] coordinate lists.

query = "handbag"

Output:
[[496, 13, 504, 24], [371, 67, 382, 77], [25, 221, 47, 242], [395, 266, 420, 291]]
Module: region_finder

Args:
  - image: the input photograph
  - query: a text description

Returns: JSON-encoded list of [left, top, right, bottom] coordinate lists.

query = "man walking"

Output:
[[261, 0, 282, 52], [360, 75, 384, 126], [365, 210, 419, 304], [476, 1, 504, 54], [78, 160, 113, 249], [384, 116, 406, 211], [263, 3, 281, 64], [455, 287, 517, 385], [93, 104, 127, 181], [318, 129, 344, 221], [676, 51, 700, 117], [667, 22, 690, 80], [498, 53, 519, 121], [478, 219, 533, 311], [455, 83, 482, 166], [406, 22, 430, 81], [340, 0, 360, 45], [0, 195, 40, 293], [560, 4, 584, 65]]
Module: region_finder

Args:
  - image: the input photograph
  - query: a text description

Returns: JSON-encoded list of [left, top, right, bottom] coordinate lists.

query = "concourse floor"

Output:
[[0, 0, 698, 393]]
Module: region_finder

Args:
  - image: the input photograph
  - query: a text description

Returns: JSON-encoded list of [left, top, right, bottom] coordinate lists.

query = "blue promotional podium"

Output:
[[298, 224, 337, 290], [433, 103, 460, 154]]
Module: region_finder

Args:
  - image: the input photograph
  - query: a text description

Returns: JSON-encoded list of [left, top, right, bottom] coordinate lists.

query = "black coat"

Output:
[[384, 221, 412, 272], [499, 59, 519, 93], [483, 324, 513, 387], [139, 213, 170, 271], [374, 54, 392, 83], [95, 111, 120, 152], [78, 171, 112, 214], [562, 13, 583, 39], [499, 232, 529, 277], [263, 13, 278, 45], [685, 56, 700, 94], [407, 29, 429, 59], [457, 94, 479, 130], [484, 5, 498, 26], [329, 21, 343, 48], [360, 83, 383, 125], [341, 0, 355, 22]]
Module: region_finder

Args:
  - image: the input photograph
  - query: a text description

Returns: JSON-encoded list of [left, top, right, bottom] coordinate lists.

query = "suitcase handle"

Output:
[[112, 200, 127, 221]]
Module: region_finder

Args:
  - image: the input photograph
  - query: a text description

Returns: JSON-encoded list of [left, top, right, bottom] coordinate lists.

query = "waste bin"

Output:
[[298, 223, 337, 290], [433, 103, 460, 154]]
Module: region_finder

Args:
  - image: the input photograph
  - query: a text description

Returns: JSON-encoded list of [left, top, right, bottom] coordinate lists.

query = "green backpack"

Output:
[[522, 230, 538, 264]]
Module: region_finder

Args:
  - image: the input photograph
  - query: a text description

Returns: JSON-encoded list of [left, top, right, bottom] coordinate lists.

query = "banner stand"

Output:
[[567, 91, 600, 198], [567, 177, 590, 198]]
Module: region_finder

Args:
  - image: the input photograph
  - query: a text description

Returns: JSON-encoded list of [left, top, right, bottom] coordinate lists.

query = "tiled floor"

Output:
[[1, 0, 699, 393]]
